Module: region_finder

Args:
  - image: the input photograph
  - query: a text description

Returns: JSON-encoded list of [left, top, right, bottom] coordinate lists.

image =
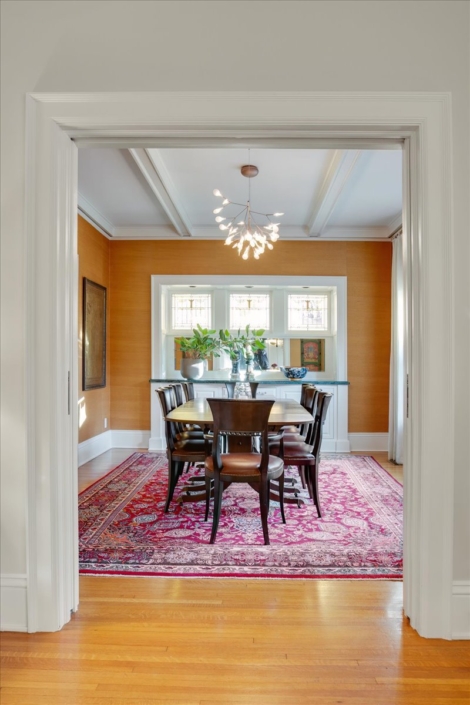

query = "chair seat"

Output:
[[205, 452, 283, 481], [175, 429, 205, 441], [174, 438, 208, 454], [269, 439, 314, 459]]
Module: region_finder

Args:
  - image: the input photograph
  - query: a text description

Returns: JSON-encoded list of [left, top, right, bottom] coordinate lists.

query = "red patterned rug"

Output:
[[79, 453, 403, 579]]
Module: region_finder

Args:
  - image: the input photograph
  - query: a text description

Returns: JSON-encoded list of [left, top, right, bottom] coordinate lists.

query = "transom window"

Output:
[[288, 294, 329, 331], [171, 293, 211, 330], [230, 293, 270, 330]]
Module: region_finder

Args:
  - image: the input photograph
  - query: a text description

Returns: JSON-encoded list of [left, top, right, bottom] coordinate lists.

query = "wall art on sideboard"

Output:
[[300, 338, 325, 372], [83, 278, 107, 390]]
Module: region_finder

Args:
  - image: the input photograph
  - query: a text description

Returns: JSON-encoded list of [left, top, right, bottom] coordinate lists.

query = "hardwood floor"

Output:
[[2, 451, 467, 704]]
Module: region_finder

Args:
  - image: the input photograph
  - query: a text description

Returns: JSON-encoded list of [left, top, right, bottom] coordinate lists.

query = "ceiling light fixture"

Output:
[[212, 162, 284, 260]]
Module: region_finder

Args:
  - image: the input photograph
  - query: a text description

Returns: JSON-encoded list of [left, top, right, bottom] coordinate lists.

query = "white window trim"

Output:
[[152, 275, 347, 381]]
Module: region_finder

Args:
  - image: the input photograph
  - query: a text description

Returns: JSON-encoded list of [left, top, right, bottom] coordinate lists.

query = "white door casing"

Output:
[[25, 92, 453, 638]]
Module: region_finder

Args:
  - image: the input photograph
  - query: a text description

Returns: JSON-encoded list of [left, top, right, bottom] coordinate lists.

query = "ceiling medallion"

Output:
[[213, 165, 284, 260]]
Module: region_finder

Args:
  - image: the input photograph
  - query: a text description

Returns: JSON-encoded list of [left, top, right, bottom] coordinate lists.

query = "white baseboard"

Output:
[[348, 433, 389, 451], [78, 430, 151, 466], [78, 430, 112, 466], [452, 581, 470, 639], [112, 430, 150, 448], [149, 436, 166, 452], [0, 574, 28, 632]]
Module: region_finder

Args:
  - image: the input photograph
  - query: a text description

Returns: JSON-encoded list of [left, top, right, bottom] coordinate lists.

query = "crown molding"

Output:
[[388, 212, 403, 234], [77, 194, 114, 238], [111, 224, 389, 241]]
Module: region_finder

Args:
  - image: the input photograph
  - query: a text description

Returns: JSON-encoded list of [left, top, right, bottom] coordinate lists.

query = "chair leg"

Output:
[[204, 476, 212, 521], [209, 475, 224, 544], [278, 472, 286, 524], [259, 481, 270, 545], [311, 460, 322, 518], [298, 466, 307, 489], [164, 459, 179, 512], [304, 466, 314, 499]]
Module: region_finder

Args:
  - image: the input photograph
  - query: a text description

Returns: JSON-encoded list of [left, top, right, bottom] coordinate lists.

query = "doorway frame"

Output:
[[25, 92, 454, 637]]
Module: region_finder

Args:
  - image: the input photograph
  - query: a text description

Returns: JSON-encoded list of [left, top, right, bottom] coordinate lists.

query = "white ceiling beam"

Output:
[[307, 150, 362, 237], [128, 148, 193, 237]]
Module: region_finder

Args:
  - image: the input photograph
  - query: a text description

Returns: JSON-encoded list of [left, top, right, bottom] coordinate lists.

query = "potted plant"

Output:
[[219, 326, 266, 379], [175, 324, 220, 379]]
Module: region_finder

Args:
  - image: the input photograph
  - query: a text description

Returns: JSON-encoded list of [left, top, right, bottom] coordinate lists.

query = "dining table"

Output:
[[165, 397, 314, 428], [165, 397, 314, 506]]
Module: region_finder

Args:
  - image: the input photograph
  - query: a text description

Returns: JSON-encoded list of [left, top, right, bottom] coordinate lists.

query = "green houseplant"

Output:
[[175, 325, 220, 379], [219, 326, 266, 378]]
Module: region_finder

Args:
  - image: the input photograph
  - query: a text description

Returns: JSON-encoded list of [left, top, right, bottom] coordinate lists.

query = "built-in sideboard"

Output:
[[149, 379, 350, 453]]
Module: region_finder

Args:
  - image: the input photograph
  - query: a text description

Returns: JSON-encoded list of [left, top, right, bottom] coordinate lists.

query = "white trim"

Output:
[[78, 430, 113, 466], [111, 224, 390, 241], [111, 430, 151, 449], [78, 430, 151, 466], [349, 433, 389, 452], [387, 212, 403, 235], [0, 574, 28, 632], [77, 193, 114, 238], [24, 91, 455, 639], [129, 149, 193, 237], [307, 150, 362, 236], [452, 582, 470, 639]]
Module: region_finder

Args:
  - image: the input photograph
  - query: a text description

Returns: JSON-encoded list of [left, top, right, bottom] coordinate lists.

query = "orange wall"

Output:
[[78, 216, 111, 442], [109, 239, 392, 433]]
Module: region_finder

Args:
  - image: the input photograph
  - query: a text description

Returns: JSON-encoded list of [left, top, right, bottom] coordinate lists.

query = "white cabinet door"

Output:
[[277, 384, 302, 402], [255, 384, 279, 400]]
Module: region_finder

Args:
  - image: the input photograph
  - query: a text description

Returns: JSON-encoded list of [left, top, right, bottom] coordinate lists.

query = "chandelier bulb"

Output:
[[213, 189, 223, 197], [273, 212, 284, 217], [215, 216, 225, 223], [213, 207, 223, 214], [222, 199, 230, 205]]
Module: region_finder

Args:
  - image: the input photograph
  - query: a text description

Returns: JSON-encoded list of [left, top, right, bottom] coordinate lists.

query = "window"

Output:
[[171, 293, 211, 330], [288, 293, 329, 331], [230, 293, 270, 330]]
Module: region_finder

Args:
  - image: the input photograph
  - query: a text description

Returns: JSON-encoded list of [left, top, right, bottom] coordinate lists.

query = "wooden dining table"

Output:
[[165, 397, 314, 429], [165, 398, 314, 506]]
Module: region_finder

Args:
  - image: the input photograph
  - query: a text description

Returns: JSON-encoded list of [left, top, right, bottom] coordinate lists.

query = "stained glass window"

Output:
[[171, 293, 211, 330], [288, 294, 328, 331], [230, 293, 270, 330]]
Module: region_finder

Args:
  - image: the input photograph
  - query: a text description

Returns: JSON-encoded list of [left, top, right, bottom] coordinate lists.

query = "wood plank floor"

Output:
[[3, 451, 467, 705]]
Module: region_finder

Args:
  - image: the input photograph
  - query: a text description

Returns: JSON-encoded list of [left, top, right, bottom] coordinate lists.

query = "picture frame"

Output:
[[300, 338, 325, 371], [83, 278, 107, 390]]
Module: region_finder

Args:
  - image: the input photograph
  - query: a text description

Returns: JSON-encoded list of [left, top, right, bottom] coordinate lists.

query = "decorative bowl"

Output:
[[280, 366, 308, 380]]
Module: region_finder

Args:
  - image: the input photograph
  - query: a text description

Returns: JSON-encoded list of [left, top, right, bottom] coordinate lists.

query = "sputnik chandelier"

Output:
[[213, 163, 284, 260]]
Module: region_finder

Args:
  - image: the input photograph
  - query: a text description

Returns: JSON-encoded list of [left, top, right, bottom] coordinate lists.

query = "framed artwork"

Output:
[[83, 278, 107, 390], [300, 338, 325, 371]]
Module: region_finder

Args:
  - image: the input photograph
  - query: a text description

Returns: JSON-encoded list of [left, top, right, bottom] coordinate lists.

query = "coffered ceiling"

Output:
[[77, 147, 402, 241]]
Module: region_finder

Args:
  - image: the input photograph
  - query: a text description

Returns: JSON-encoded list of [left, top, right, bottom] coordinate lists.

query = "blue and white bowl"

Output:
[[280, 366, 308, 380]]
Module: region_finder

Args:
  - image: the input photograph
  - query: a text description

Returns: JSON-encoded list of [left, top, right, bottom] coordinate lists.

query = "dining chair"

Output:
[[277, 391, 332, 517], [204, 398, 285, 545], [182, 381, 195, 401], [156, 386, 210, 512]]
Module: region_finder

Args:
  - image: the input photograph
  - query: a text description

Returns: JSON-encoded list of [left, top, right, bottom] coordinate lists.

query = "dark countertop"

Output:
[[150, 378, 349, 385]]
